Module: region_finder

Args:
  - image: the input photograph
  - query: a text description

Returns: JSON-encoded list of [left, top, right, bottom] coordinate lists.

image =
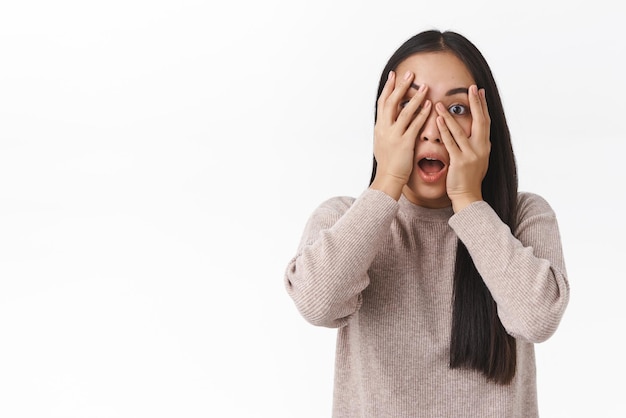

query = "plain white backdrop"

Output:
[[1, 0, 624, 417]]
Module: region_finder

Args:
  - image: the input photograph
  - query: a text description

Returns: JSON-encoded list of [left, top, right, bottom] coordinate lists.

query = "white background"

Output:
[[1, 1, 624, 417]]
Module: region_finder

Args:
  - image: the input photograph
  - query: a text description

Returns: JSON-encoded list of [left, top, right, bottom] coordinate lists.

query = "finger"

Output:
[[404, 99, 431, 138], [395, 84, 428, 130], [376, 71, 396, 124], [472, 89, 491, 155], [435, 102, 470, 151], [469, 86, 489, 144], [383, 70, 415, 119], [479, 88, 491, 128], [468, 85, 484, 120], [436, 115, 461, 157]]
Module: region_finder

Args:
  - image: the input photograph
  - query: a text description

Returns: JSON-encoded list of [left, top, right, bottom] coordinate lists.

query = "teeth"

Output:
[[425, 157, 436, 161]]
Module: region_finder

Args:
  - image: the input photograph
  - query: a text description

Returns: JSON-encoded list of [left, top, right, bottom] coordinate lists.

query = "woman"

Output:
[[284, 29, 569, 417]]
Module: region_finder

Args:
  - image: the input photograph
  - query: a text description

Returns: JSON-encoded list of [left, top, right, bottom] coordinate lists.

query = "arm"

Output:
[[284, 189, 398, 328], [286, 70, 429, 328], [448, 193, 569, 343]]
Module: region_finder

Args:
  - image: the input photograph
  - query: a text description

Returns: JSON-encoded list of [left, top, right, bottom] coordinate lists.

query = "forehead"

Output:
[[396, 51, 475, 89]]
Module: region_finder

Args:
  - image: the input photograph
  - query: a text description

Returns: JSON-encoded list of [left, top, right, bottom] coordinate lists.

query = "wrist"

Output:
[[451, 193, 482, 213], [369, 174, 406, 201]]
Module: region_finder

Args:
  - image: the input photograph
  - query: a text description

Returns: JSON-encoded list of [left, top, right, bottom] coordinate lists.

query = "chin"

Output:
[[403, 184, 451, 208]]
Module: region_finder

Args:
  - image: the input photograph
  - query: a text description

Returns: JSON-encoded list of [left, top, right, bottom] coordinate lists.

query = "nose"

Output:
[[419, 108, 441, 143]]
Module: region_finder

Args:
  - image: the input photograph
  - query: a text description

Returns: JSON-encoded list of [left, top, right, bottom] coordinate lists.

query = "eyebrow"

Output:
[[410, 83, 469, 96]]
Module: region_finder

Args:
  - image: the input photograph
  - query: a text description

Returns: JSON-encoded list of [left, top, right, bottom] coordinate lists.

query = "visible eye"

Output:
[[448, 104, 468, 116]]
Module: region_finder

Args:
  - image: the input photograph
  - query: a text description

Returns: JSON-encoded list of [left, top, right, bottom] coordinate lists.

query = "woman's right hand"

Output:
[[370, 70, 431, 200]]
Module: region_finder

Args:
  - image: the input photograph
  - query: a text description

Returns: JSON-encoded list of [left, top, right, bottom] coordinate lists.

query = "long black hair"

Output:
[[370, 30, 519, 384]]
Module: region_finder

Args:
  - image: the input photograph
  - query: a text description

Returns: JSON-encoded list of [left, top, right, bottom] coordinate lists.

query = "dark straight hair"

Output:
[[370, 30, 519, 384]]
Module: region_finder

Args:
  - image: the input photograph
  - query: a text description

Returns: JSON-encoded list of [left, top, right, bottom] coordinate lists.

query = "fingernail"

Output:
[[419, 84, 427, 92], [480, 89, 486, 98], [471, 85, 478, 95], [388, 71, 394, 80], [404, 71, 411, 80]]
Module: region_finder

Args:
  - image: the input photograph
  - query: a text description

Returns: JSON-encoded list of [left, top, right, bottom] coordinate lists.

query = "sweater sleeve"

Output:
[[448, 192, 569, 343], [284, 189, 399, 328]]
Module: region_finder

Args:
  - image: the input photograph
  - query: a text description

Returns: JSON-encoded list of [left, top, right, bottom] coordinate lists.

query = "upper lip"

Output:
[[416, 151, 449, 167]]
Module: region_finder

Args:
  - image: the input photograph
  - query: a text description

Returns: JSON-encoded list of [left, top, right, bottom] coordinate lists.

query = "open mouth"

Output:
[[418, 157, 445, 174]]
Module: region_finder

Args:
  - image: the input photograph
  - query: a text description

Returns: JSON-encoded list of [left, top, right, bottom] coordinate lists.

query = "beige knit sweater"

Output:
[[285, 189, 569, 417]]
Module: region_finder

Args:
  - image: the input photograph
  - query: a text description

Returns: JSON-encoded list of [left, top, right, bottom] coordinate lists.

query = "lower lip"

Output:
[[417, 164, 447, 183]]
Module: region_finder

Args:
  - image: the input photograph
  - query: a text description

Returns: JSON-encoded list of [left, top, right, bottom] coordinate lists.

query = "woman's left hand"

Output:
[[435, 85, 491, 213]]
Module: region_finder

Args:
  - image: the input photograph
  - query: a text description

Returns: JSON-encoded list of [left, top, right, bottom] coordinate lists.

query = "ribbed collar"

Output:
[[398, 194, 454, 222]]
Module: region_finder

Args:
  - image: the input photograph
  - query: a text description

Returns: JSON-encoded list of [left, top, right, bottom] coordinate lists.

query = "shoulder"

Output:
[[299, 195, 360, 242], [304, 196, 357, 227], [516, 191, 557, 224], [315, 188, 398, 214], [316, 195, 357, 214]]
